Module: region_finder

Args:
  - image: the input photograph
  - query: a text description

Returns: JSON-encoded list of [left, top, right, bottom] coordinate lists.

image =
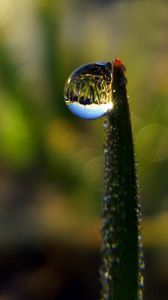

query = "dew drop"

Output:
[[104, 271, 109, 278], [139, 275, 144, 288], [64, 62, 113, 120], [112, 242, 117, 249], [103, 120, 109, 129]]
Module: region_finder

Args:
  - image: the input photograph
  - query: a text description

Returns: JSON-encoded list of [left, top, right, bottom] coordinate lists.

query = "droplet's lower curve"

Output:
[[66, 101, 113, 120]]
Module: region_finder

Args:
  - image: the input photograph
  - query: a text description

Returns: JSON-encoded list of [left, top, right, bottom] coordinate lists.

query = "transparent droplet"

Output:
[[64, 62, 113, 120]]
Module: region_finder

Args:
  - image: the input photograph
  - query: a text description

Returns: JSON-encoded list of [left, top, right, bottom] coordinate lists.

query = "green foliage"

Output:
[[0, 2, 167, 299], [100, 61, 144, 300], [0, 0, 167, 233]]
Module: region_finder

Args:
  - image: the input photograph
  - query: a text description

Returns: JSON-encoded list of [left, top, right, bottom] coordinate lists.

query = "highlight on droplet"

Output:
[[64, 62, 113, 120]]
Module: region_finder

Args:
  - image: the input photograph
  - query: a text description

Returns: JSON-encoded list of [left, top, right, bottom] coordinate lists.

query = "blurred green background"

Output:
[[0, 0, 167, 299]]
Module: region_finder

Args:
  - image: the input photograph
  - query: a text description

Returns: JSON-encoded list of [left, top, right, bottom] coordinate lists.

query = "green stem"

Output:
[[100, 59, 144, 300]]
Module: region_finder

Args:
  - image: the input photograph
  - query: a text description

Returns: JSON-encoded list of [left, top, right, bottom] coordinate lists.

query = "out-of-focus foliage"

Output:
[[0, 1, 167, 299]]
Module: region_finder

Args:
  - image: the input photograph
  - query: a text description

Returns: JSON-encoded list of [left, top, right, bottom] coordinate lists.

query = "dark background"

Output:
[[0, 0, 167, 299]]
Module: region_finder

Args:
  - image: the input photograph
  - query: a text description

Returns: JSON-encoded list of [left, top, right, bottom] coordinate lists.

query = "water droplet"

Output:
[[112, 242, 117, 249], [116, 256, 120, 264], [139, 260, 145, 271], [139, 275, 144, 288], [64, 62, 113, 120], [138, 289, 143, 300], [103, 120, 109, 129]]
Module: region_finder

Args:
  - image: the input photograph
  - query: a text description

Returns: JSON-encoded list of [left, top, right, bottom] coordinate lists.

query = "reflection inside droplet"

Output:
[[64, 62, 113, 120]]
